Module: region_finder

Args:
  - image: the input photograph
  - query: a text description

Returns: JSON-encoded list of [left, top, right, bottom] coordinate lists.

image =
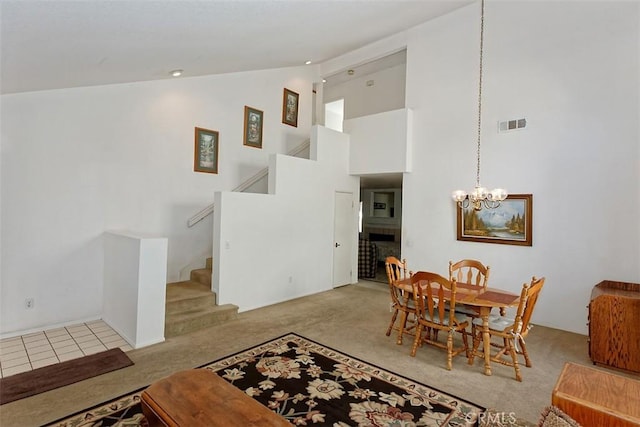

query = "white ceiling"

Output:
[[0, 0, 472, 95], [324, 49, 407, 88]]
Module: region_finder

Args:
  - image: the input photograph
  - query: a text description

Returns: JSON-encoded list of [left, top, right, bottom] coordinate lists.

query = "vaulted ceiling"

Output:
[[0, 0, 471, 94]]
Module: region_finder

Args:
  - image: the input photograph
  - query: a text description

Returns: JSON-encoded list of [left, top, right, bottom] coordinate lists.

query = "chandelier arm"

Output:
[[483, 199, 501, 210], [457, 199, 471, 210]]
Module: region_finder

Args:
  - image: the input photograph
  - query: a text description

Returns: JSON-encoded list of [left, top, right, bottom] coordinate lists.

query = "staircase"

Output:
[[170, 141, 310, 334], [164, 258, 238, 337]]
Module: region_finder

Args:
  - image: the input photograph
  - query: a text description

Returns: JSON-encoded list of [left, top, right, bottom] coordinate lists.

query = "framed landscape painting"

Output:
[[243, 106, 263, 149], [194, 127, 219, 174], [282, 88, 299, 127], [456, 194, 533, 246]]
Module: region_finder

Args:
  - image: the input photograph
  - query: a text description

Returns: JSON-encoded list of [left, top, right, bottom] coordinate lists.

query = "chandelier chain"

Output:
[[451, 0, 507, 210], [476, 0, 485, 188]]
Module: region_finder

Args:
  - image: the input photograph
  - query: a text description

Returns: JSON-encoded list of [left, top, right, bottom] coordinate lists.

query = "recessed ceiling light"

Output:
[[322, 79, 327, 83], [170, 69, 183, 77], [305, 60, 312, 65]]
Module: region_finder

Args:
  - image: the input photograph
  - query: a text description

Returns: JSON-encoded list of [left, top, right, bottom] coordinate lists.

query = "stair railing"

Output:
[[187, 139, 310, 227]]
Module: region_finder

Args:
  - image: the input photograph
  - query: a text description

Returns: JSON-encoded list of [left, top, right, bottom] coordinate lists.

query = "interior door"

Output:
[[333, 191, 354, 287]]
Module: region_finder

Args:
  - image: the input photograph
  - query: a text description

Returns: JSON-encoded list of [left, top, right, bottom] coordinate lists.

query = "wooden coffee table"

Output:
[[141, 369, 290, 426], [552, 362, 640, 426]]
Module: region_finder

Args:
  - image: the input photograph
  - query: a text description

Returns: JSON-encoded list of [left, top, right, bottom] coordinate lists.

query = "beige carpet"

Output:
[[1, 281, 594, 426]]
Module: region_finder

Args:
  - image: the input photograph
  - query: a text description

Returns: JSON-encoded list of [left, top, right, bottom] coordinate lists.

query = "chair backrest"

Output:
[[385, 257, 409, 285], [513, 276, 545, 333], [385, 257, 411, 307], [411, 271, 460, 326], [449, 259, 490, 289]]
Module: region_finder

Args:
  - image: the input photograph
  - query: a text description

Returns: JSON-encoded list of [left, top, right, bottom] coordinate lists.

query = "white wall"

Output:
[[320, 32, 408, 83], [0, 66, 316, 334], [103, 231, 167, 348], [401, 1, 639, 334], [1, 1, 638, 338], [213, 126, 359, 312], [324, 63, 406, 120], [344, 108, 412, 175], [320, 1, 639, 335]]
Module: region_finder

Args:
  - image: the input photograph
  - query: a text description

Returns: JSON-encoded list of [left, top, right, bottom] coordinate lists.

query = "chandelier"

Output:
[[452, 0, 507, 211]]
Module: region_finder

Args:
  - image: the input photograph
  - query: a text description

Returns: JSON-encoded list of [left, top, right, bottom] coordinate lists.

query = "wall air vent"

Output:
[[498, 117, 527, 132]]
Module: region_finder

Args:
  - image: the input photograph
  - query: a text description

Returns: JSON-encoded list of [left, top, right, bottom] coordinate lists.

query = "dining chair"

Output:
[[448, 259, 492, 318], [468, 276, 546, 381], [409, 271, 470, 370], [448, 259, 490, 289], [384, 257, 415, 345]]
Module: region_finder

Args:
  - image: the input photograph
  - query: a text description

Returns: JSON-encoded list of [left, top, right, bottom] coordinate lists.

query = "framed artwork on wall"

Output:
[[456, 194, 533, 246], [282, 88, 299, 127], [243, 106, 263, 149], [194, 127, 219, 174]]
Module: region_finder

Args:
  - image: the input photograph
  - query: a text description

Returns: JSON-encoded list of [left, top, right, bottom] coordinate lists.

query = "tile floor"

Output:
[[0, 320, 132, 378]]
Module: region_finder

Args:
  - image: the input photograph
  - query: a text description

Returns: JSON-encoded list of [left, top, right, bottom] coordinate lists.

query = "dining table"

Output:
[[396, 277, 520, 376]]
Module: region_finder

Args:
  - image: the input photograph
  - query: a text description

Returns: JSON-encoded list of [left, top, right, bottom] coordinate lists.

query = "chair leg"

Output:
[[410, 324, 423, 357], [446, 331, 453, 370], [468, 326, 482, 365], [506, 338, 522, 382], [519, 337, 532, 367], [396, 311, 408, 345], [461, 329, 470, 359], [385, 309, 398, 337]]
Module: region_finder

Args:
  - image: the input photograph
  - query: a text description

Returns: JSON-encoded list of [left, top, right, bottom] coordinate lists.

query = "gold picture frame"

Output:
[[194, 127, 219, 174], [243, 106, 263, 149], [456, 194, 533, 246], [282, 88, 299, 127]]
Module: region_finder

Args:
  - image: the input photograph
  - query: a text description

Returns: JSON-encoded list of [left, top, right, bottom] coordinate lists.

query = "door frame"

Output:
[[332, 191, 355, 288]]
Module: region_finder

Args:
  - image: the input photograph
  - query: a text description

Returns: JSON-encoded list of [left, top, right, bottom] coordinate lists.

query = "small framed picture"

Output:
[[456, 194, 533, 246], [194, 127, 219, 174], [243, 106, 263, 149], [282, 88, 299, 127]]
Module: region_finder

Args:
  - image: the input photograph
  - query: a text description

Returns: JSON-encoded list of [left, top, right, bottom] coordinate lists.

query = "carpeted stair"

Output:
[[164, 258, 238, 337]]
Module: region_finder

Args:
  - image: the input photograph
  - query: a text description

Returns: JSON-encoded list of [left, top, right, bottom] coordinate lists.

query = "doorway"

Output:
[[359, 174, 403, 283], [324, 99, 344, 132]]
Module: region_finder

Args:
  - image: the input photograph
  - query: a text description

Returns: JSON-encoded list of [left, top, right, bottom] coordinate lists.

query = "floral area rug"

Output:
[[44, 333, 484, 426]]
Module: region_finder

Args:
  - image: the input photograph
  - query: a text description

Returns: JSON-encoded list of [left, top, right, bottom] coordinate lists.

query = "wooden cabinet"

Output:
[[552, 362, 640, 426], [588, 280, 640, 373]]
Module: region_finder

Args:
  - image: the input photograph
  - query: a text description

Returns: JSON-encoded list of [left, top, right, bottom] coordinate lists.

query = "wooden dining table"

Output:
[[396, 277, 520, 376]]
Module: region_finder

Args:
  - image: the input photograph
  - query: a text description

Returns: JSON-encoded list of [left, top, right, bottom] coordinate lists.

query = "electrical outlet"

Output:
[[25, 298, 34, 309]]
